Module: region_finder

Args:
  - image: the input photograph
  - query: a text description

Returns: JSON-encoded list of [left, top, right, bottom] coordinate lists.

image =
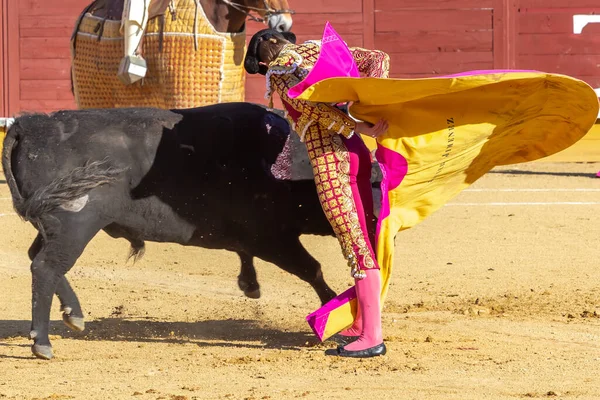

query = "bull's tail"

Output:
[[2, 119, 125, 227], [1, 119, 24, 212], [18, 160, 125, 223]]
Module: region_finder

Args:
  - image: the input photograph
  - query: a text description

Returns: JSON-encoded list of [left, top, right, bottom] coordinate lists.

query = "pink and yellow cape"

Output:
[[292, 22, 599, 341]]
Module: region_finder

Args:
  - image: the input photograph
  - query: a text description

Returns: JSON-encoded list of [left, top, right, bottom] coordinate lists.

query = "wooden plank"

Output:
[[519, 33, 600, 55], [18, 6, 86, 17], [389, 51, 493, 75], [247, 14, 363, 37], [518, 54, 600, 76], [521, 7, 600, 13], [285, 13, 363, 35], [519, 12, 600, 34], [19, 0, 87, 16], [376, 31, 492, 53], [20, 16, 79, 38], [20, 58, 72, 80], [493, 0, 518, 69], [20, 38, 72, 59], [286, 0, 362, 14], [295, 34, 363, 47], [20, 80, 74, 100], [245, 76, 282, 108], [7, 0, 19, 115], [376, 10, 492, 33], [520, 0, 600, 8], [19, 99, 76, 113], [1, 0, 6, 116], [363, 0, 375, 49], [375, 0, 493, 11]]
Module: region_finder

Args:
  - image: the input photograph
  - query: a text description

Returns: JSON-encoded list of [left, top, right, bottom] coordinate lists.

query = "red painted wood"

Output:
[[20, 58, 72, 80], [19, 99, 76, 113], [494, 0, 518, 69], [521, 8, 600, 13], [389, 52, 493, 75], [1, 0, 6, 116], [287, 0, 362, 13], [20, 80, 74, 100], [376, 10, 493, 33], [375, 0, 493, 11], [245, 76, 283, 107], [519, 12, 600, 34], [19, 0, 88, 15], [362, 0, 375, 49], [245, 76, 267, 104], [519, 33, 600, 55], [520, 0, 600, 8], [376, 31, 492, 53], [7, 0, 19, 116], [518, 54, 600, 76], [282, 13, 363, 35], [20, 38, 72, 59], [20, 16, 79, 38]]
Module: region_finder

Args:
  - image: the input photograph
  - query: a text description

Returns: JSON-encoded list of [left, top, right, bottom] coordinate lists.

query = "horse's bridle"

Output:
[[220, 0, 295, 24]]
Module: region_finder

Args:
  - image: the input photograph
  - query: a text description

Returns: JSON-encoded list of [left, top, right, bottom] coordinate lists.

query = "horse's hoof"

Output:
[[244, 289, 261, 299], [32, 344, 53, 360], [63, 313, 85, 332]]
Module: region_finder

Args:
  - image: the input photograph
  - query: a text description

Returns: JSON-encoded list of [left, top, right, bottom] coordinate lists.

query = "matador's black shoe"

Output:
[[324, 342, 387, 358]]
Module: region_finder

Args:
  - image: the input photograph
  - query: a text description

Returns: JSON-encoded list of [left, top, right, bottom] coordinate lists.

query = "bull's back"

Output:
[[9, 108, 182, 198]]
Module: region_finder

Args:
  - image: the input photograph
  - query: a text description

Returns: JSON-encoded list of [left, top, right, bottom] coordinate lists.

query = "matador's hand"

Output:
[[355, 119, 389, 138]]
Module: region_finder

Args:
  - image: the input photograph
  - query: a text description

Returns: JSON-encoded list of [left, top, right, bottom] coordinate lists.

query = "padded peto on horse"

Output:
[[71, 0, 248, 109]]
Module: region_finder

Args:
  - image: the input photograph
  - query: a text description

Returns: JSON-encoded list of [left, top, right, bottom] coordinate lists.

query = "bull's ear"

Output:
[[282, 31, 296, 44]]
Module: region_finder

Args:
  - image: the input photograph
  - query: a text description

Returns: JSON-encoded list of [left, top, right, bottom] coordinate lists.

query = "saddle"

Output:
[[83, 0, 172, 20]]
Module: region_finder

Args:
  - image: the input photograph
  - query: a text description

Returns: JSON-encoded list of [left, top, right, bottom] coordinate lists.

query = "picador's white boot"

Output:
[[118, 0, 150, 84]]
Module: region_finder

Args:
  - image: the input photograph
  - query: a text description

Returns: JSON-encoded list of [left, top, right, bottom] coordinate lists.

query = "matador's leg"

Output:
[[304, 125, 378, 277], [304, 125, 385, 356]]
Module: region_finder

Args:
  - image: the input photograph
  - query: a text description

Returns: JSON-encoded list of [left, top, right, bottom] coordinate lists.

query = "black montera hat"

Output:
[[244, 29, 297, 75]]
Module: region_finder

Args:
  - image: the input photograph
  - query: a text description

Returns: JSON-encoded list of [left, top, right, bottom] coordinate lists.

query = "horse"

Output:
[[70, 0, 294, 109]]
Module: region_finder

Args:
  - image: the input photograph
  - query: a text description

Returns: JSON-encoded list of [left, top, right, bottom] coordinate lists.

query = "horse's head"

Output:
[[234, 0, 294, 32], [261, 0, 294, 32]]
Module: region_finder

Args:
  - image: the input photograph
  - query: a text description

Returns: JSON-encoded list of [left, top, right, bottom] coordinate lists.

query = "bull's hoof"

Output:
[[62, 314, 85, 332], [244, 288, 261, 299], [32, 344, 53, 360], [238, 279, 261, 299]]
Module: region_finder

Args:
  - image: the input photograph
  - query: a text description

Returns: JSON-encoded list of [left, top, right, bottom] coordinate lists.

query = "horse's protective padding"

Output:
[[71, 0, 247, 109]]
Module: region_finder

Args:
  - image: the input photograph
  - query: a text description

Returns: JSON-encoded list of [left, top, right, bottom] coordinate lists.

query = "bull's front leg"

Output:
[[236, 252, 261, 299], [56, 278, 85, 332]]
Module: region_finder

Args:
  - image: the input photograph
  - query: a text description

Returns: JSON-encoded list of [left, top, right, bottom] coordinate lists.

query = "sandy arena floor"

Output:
[[0, 162, 599, 400]]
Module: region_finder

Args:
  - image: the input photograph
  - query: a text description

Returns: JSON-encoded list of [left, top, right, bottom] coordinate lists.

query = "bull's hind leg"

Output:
[[237, 252, 261, 299], [30, 214, 105, 360], [28, 234, 85, 333], [254, 237, 336, 305]]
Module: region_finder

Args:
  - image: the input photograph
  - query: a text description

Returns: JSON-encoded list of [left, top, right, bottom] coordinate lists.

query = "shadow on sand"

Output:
[[489, 169, 597, 178], [0, 317, 321, 359]]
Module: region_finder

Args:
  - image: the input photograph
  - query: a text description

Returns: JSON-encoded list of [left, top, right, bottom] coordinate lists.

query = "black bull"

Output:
[[2, 103, 381, 359]]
